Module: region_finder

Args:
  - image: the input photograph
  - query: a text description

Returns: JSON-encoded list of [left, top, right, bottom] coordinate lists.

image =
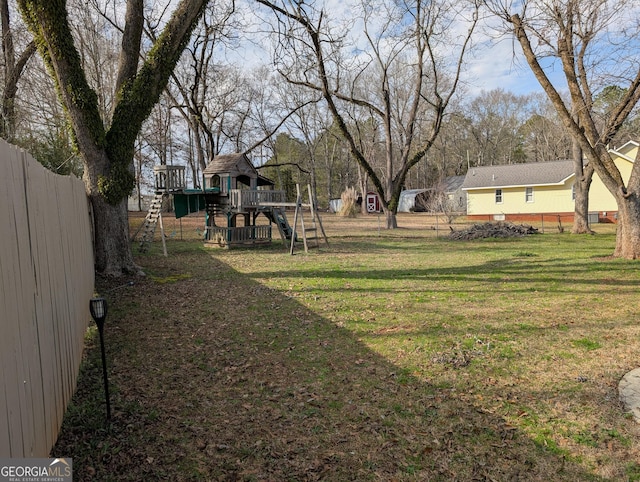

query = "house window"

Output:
[[495, 189, 503, 204], [525, 187, 534, 203], [572, 183, 576, 201]]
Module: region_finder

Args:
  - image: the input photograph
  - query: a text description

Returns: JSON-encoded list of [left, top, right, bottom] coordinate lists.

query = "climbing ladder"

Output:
[[288, 184, 329, 254], [137, 193, 167, 255]]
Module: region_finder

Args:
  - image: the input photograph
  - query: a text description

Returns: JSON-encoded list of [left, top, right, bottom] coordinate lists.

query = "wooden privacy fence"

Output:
[[0, 140, 94, 457]]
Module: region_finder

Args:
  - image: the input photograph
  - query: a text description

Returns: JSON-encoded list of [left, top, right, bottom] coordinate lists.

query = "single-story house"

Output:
[[461, 141, 637, 223], [443, 175, 466, 213]]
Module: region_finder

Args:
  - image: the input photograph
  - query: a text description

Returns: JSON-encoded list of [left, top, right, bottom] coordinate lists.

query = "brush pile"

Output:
[[449, 222, 539, 240]]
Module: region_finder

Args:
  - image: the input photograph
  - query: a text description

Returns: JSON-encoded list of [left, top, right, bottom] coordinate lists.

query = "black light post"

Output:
[[89, 297, 111, 421]]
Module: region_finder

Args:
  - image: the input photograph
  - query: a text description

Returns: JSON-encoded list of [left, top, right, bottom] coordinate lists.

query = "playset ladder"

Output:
[[289, 184, 329, 254], [306, 184, 329, 248], [138, 193, 167, 256]]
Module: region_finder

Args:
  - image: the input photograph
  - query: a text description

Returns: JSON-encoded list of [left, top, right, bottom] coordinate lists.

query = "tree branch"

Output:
[[244, 97, 320, 154], [256, 162, 310, 174], [114, 0, 144, 101], [510, 12, 625, 193]]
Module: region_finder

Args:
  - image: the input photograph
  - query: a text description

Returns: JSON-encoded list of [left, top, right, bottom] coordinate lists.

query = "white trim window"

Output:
[[495, 189, 503, 204], [525, 187, 534, 203]]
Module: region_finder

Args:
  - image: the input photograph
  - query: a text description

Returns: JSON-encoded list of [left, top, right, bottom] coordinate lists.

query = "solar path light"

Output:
[[89, 297, 111, 421]]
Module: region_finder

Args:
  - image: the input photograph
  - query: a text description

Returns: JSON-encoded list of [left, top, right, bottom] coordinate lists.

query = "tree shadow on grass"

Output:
[[248, 256, 640, 293], [54, 250, 595, 481]]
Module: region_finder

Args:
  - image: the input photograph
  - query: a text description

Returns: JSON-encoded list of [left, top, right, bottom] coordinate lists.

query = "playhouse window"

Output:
[[210, 175, 221, 189], [495, 189, 503, 204]]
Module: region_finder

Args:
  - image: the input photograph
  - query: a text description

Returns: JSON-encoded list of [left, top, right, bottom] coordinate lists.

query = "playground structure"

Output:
[[136, 153, 327, 254]]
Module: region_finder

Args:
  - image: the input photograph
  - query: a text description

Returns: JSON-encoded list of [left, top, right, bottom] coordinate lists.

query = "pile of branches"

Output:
[[449, 222, 539, 240]]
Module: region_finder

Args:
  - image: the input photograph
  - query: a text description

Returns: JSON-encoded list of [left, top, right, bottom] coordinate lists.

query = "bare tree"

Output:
[[517, 93, 572, 163], [430, 109, 474, 181], [421, 179, 461, 224], [0, 0, 35, 141], [142, 93, 175, 166], [433, 91, 572, 179], [166, 1, 238, 169], [255, 0, 479, 228], [467, 88, 529, 165], [17, 0, 209, 275], [489, 0, 640, 254]]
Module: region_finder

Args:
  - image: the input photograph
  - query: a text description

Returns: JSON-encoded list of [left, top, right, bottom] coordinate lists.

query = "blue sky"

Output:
[[236, 0, 640, 101], [464, 31, 571, 97], [466, 40, 545, 96], [242, 0, 562, 99]]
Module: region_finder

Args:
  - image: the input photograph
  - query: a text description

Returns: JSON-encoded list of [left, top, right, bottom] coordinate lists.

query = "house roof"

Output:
[[444, 175, 465, 193], [461, 160, 575, 190], [608, 140, 639, 162]]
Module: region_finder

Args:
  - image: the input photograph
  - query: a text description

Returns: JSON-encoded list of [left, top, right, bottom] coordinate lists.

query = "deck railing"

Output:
[[229, 189, 286, 210], [207, 225, 272, 246], [154, 165, 186, 192]]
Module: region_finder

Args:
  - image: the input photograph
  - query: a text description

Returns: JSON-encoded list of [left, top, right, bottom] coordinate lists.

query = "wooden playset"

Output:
[[135, 153, 327, 254]]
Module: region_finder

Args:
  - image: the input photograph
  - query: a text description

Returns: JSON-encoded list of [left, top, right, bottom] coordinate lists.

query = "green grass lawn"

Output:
[[54, 216, 640, 480]]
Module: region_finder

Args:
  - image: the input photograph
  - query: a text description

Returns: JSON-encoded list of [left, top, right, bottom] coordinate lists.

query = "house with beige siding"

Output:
[[461, 141, 638, 223]]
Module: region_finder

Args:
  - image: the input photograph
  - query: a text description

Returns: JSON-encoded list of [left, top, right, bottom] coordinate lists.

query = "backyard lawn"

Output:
[[54, 213, 640, 481]]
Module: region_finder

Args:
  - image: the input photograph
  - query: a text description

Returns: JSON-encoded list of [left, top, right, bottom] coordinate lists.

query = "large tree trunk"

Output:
[[19, 0, 207, 276], [572, 179, 593, 234], [569, 113, 594, 234], [91, 197, 140, 276], [589, 143, 640, 259], [83, 147, 140, 275], [614, 195, 640, 259], [571, 141, 595, 234], [385, 209, 397, 229]]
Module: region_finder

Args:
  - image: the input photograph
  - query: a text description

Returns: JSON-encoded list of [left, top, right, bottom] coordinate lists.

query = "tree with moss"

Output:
[[17, 0, 208, 275]]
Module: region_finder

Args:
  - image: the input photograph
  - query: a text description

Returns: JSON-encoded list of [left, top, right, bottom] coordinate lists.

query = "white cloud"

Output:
[[464, 38, 537, 95]]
